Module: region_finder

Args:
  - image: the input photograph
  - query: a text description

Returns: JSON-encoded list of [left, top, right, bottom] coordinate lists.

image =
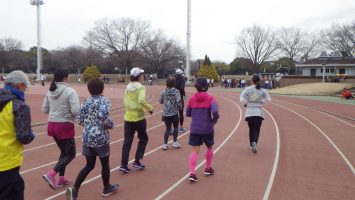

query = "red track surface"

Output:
[[20, 84, 355, 200]]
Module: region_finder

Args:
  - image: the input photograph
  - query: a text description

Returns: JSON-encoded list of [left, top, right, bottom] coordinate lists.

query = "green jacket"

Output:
[[124, 82, 153, 122]]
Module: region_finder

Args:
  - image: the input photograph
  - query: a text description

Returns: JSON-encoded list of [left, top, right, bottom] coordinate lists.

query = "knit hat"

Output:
[[5, 70, 30, 87], [195, 77, 208, 92]]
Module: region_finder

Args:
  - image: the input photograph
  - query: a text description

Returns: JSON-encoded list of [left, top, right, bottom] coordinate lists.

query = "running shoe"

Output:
[[132, 161, 145, 170], [204, 167, 215, 176], [189, 173, 198, 182], [56, 177, 72, 188], [66, 187, 78, 200], [102, 184, 119, 197], [172, 142, 181, 148], [42, 173, 57, 190], [163, 144, 168, 150], [119, 165, 131, 173], [251, 142, 257, 153], [179, 127, 186, 133]]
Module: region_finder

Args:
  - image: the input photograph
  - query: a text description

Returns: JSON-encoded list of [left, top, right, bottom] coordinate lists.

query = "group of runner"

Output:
[[0, 68, 271, 200]]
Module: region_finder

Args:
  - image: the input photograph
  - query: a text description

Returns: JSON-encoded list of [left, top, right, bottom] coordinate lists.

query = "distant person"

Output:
[[41, 74, 46, 87], [119, 67, 153, 173], [175, 69, 186, 133], [240, 74, 271, 153], [66, 78, 118, 200], [159, 76, 182, 150], [0, 70, 35, 200], [42, 68, 80, 190], [341, 88, 353, 100], [186, 77, 219, 182]]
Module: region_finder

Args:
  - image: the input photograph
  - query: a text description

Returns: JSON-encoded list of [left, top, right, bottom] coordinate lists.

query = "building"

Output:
[[296, 51, 355, 77]]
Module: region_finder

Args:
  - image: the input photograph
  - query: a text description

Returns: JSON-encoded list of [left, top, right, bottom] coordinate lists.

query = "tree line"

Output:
[[1, 18, 354, 76]]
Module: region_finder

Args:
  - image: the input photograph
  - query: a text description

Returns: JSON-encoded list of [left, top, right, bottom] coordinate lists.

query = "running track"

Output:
[[19, 84, 355, 200]]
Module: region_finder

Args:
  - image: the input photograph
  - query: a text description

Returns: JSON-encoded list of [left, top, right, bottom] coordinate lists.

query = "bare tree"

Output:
[[84, 18, 151, 69], [278, 28, 320, 74], [140, 31, 184, 75], [236, 24, 279, 73], [0, 37, 24, 72], [321, 21, 355, 54]]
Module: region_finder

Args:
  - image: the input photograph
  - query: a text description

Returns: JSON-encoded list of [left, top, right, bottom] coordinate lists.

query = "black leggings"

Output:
[[163, 115, 179, 144], [179, 96, 184, 126], [246, 116, 263, 145], [74, 156, 110, 190], [53, 138, 76, 176]]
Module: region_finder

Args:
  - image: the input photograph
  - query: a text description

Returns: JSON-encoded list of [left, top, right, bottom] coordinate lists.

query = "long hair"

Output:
[[49, 68, 69, 91], [251, 74, 261, 89]]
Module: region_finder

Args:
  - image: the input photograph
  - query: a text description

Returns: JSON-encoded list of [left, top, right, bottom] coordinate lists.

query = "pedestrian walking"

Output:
[[66, 78, 118, 200], [175, 69, 186, 133], [119, 67, 153, 173], [42, 68, 80, 189], [186, 77, 219, 182], [0, 70, 36, 200], [240, 74, 271, 153], [159, 76, 182, 150]]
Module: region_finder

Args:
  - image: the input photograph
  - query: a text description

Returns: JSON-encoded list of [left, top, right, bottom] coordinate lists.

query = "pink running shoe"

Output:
[[42, 173, 57, 190], [56, 177, 72, 188]]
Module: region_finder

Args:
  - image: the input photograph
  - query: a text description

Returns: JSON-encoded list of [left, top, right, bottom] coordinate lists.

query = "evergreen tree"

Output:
[[83, 64, 101, 82], [203, 55, 212, 66]]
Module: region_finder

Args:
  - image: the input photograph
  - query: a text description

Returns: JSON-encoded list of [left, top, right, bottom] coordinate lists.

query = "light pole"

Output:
[[318, 51, 329, 83], [186, 0, 191, 82], [30, 0, 44, 81]]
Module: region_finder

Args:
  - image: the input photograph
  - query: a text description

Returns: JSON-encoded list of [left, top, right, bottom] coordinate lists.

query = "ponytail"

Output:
[[49, 80, 57, 92], [50, 68, 69, 91], [255, 82, 261, 89]]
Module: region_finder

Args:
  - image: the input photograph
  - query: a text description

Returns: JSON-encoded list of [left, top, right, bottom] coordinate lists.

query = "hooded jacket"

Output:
[[0, 88, 35, 171], [42, 82, 80, 123], [124, 82, 153, 122], [239, 85, 271, 118], [186, 92, 219, 134], [159, 87, 182, 116]]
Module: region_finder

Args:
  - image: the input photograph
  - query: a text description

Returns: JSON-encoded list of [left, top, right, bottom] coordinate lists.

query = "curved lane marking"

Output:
[[273, 103, 355, 176]]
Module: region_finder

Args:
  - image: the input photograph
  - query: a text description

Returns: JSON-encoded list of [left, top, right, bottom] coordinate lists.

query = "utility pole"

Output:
[[186, 0, 191, 82], [30, 0, 44, 81]]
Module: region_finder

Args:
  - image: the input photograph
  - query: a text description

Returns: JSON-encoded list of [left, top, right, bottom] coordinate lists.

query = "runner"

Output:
[[159, 76, 182, 150], [0, 70, 35, 200], [119, 67, 153, 173], [240, 74, 271, 153], [41, 68, 80, 189], [175, 69, 186, 133], [186, 77, 219, 182], [66, 78, 118, 200]]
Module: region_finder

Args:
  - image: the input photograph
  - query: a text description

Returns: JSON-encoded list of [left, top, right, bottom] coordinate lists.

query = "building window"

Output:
[[339, 69, 345, 74], [326, 68, 330, 73], [320, 69, 323, 73], [330, 69, 335, 73]]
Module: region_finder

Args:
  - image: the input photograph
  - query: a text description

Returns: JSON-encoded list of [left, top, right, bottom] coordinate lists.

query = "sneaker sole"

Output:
[[132, 165, 145, 170], [42, 175, 57, 190], [66, 189, 75, 200], [189, 178, 198, 182], [101, 189, 118, 197], [204, 172, 214, 176], [118, 168, 131, 173], [56, 181, 72, 188]]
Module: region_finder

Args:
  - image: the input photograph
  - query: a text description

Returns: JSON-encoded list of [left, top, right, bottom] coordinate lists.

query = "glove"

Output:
[[148, 110, 153, 115]]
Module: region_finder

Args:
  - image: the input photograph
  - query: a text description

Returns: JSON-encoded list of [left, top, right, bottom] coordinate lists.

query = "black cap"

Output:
[[195, 77, 208, 92]]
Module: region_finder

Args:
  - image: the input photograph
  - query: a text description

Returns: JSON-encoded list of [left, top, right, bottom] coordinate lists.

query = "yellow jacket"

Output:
[[0, 101, 23, 171], [124, 82, 153, 122]]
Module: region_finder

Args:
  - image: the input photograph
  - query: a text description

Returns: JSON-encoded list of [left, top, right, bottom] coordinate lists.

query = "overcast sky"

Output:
[[0, 0, 354, 63]]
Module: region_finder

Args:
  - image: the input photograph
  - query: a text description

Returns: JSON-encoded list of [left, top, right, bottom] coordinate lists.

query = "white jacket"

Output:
[[240, 85, 271, 118], [42, 82, 80, 123]]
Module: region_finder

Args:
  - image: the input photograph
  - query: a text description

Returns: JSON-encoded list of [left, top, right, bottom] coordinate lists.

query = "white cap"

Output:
[[130, 67, 144, 77], [176, 69, 184, 75]]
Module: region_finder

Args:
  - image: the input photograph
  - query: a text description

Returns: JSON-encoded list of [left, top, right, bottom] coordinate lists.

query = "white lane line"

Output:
[[274, 103, 355, 176], [20, 122, 164, 175], [24, 110, 163, 153], [44, 131, 191, 200], [275, 100, 355, 129], [154, 96, 242, 200], [262, 109, 280, 200]]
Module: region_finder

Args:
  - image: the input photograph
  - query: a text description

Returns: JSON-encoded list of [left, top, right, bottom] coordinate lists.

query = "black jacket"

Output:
[[175, 74, 185, 98]]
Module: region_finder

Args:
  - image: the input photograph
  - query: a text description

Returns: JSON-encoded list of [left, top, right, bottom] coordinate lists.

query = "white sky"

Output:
[[0, 0, 354, 63]]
